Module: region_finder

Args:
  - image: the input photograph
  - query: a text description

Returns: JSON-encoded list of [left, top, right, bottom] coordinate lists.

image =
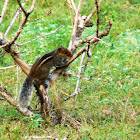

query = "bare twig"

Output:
[[65, 51, 86, 104], [17, 0, 27, 16], [68, 0, 83, 51], [16, 26, 62, 46], [0, 0, 9, 25], [28, 9, 51, 21], [94, 37, 111, 46], [67, 0, 77, 14], [27, 0, 36, 14], [83, 43, 98, 73], [0, 64, 32, 70], [73, 51, 85, 97], [67, 45, 87, 66], [4, 1, 28, 37], [0, 0, 36, 50], [95, 0, 99, 37], [85, 0, 103, 23], [65, 51, 86, 103], [25, 136, 55, 139], [10, 0, 36, 44], [74, 20, 112, 48], [0, 65, 18, 70], [66, 71, 90, 81]]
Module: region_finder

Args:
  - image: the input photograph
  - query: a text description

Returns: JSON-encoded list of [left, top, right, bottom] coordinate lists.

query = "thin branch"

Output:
[[16, 26, 62, 46], [66, 71, 90, 81], [65, 52, 86, 103], [83, 43, 98, 73], [95, 0, 99, 38], [17, 0, 27, 16], [8, 16, 27, 45], [4, 1, 28, 37], [85, 0, 103, 23], [66, 45, 87, 66], [94, 37, 111, 46], [27, 0, 36, 14], [9, 0, 36, 45], [0, 0, 9, 25], [73, 51, 85, 98], [0, 38, 30, 75], [0, 65, 18, 70], [28, 9, 51, 21], [25, 136, 56, 139], [74, 20, 112, 48], [68, 0, 83, 51], [69, 0, 77, 14]]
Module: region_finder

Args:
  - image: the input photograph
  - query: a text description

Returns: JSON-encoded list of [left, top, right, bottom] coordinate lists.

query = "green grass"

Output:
[[0, 0, 140, 139]]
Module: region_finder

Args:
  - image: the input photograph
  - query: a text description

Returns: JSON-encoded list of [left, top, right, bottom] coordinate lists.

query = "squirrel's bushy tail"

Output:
[[19, 75, 33, 108]]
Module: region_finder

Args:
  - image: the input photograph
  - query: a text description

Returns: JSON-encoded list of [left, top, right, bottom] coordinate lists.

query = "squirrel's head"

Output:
[[57, 46, 72, 58], [56, 46, 73, 66]]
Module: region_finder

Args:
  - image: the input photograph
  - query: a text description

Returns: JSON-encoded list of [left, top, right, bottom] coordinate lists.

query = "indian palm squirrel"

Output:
[[19, 46, 72, 108]]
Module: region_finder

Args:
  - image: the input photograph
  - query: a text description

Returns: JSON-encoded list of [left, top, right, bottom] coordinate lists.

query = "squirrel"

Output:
[[19, 46, 72, 108]]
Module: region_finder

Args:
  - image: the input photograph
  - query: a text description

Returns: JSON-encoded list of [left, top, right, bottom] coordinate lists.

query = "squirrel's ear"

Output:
[[57, 47, 63, 54], [57, 45, 65, 53], [60, 45, 63, 48]]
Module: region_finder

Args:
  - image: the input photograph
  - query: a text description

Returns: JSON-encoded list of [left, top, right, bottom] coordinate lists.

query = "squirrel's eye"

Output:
[[64, 52, 67, 54]]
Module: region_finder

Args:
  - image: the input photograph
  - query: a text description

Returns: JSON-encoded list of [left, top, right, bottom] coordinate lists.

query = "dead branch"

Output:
[[74, 20, 112, 48], [27, 0, 36, 14], [0, 0, 36, 50], [0, 0, 37, 74], [0, 38, 30, 74], [17, 0, 27, 16], [67, 0, 77, 14], [10, 0, 36, 45], [0, 0, 9, 25], [0, 65, 18, 70], [0, 86, 34, 116], [65, 71, 90, 81], [94, 37, 111, 46], [85, 0, 103, 23], [16, 26, 62, 46], [25, 136, 56, 140], [28, 8, 51, 21], [4, 1, 28, 37], [95, 0, 99, 38], [73, 51, 85, 99], [68, 0, 83, 50]]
